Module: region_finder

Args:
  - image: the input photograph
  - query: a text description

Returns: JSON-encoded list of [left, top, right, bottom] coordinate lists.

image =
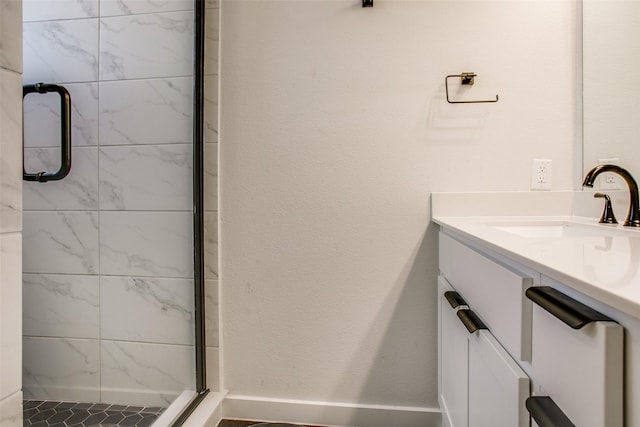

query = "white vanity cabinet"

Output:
[[467, 328, 529, 427], [527, 286, 623, 427], [438, 276, 530, 427], [438, 277, 470, 427], [438, 230, 625, 427], [439, 233, 534, 361]]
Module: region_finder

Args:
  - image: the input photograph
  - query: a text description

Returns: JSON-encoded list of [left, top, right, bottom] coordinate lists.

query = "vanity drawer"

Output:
[[528, 287, 623, 427], [439, 232, 534, 361]]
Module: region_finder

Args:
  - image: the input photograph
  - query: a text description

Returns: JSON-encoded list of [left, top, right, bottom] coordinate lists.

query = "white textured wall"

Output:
[[0, 0, 23, 425], [220, 0, 577, 422]]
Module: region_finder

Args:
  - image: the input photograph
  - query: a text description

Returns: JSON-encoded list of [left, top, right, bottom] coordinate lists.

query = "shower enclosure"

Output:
[[20, 0, 217, 425]]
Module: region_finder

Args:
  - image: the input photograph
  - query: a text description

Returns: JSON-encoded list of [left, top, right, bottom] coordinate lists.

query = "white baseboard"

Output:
[[222, 394, 441, 427]]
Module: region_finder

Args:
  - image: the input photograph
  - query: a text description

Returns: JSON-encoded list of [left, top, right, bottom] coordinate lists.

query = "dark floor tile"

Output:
[[47, 409, 73, 423], [72, 402, 94, 410], [84, 412, 109, 425], [137, 414, 159, 427], [66, 409, 92, 424], [120, 413, 144, 426], [24, 399, 165, 427], [23, 400, 44, 410], [37, 408, 55, 421], [24, 407, 41, 420], [102, 412, 125, 424], [56, 402, 78, 410], [39, 401, 60, 410]]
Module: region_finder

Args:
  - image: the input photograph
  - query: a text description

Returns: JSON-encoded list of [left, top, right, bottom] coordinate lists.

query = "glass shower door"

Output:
[[21, 1, 200, 425]]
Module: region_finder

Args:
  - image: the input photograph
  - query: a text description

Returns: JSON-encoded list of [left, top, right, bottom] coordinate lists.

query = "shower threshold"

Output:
[[23, 399, 165, 427]]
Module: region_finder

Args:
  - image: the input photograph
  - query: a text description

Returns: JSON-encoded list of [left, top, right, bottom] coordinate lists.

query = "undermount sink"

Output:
[[485, 221, 636, 238]]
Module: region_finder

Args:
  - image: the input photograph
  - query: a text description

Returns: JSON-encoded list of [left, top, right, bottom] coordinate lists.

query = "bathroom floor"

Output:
[[217, 420, 324, 427], [23, 400, 164, 427], [217, 422, 260, 427]]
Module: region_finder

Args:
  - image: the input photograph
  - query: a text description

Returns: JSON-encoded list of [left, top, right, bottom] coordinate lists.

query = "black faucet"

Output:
[[594, 193, 618, 224], [582, 164, 640, 227]]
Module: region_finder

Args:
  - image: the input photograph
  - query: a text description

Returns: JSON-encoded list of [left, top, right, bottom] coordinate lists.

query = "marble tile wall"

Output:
[[21, 0, 220, 407], [0, 0, 23, 425]]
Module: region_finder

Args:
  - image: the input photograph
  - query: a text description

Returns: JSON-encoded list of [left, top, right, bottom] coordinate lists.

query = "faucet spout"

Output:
[[583, 164, 640, 227]]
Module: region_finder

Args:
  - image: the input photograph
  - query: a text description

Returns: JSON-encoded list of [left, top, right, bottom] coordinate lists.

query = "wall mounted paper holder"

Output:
[[445, 72, 499, 104]]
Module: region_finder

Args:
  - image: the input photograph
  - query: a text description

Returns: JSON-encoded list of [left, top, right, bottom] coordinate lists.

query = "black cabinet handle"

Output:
[[526, 396, 575, 427], [444, 291, 467, 309], [23, 83, 72, 182], [457, 309, 487, 334], [525, 286, 613, 329]]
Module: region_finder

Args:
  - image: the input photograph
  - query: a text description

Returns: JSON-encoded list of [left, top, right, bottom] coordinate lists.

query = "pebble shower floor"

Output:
[[23, 400, 165, 427]]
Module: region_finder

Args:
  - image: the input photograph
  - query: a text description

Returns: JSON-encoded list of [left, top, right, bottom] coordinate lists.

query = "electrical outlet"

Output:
[[531, 159, 552, 190], [598, 172, 619, 190], [598, 158, 621, 190]]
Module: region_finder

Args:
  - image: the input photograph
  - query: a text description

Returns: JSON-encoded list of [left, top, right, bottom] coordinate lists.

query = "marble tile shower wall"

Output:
[[1, 1, 24, 425], [21, 0, 219, 407]]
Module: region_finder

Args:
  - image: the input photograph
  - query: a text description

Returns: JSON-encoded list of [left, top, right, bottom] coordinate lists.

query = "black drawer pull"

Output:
[[444, 291, 467, 309], [525, 286, 613, 329], [526, 396, 575, 427], [457, 309, 487, 334]]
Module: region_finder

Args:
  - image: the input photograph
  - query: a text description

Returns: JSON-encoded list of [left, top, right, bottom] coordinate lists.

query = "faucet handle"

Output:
[[594, 193, 618, 224]]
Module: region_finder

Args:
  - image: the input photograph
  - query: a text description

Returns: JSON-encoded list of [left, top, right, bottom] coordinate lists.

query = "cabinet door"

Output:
[[530, 300, 623, 427], [439, 277, 468, 427], [468, 330, 530, 427]]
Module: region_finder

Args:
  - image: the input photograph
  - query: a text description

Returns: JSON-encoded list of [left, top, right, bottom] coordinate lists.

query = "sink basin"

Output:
[[486, 221, 627, 238]]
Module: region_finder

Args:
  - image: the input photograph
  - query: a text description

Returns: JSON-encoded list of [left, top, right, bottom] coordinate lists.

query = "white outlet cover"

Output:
[[597, 158, 621, 190], [531, 159, 552, 190]]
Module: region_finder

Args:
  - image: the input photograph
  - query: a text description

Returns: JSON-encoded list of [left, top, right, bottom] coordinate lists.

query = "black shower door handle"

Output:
[[23, 83, 72, 182]]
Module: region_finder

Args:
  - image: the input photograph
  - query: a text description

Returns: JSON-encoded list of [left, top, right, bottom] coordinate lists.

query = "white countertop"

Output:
[[432, 191, 640, 319]]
